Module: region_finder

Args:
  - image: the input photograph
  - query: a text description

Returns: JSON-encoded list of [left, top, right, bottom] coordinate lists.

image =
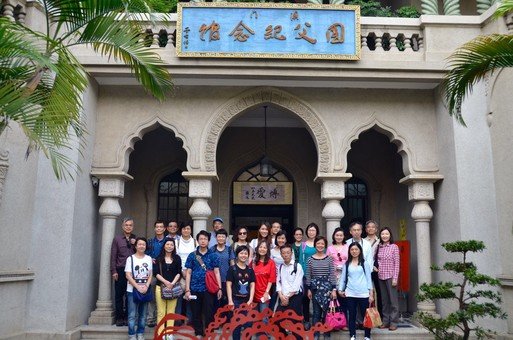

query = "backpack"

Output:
[[278, 262, 301, 292]]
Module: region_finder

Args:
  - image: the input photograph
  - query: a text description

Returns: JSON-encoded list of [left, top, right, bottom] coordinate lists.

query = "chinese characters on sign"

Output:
[[177, 3, 360, 60], [233, 182, 293, 205]]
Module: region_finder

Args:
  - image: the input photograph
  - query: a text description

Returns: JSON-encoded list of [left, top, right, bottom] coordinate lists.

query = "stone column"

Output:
[[183, 172, 217, 236], [0, 149, 9, 208], [88, 176, 127, 325], [402, 177, 441, 315], [317, 173, 352, 238]]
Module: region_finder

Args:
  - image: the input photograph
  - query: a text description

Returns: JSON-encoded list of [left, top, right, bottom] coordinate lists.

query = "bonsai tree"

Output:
[[417, 240, 507, 340]]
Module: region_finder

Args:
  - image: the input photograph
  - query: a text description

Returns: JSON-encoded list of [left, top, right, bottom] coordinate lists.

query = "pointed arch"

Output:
[[201, 87, 333, 175], [115, 116, 194, 173], [339, 115, 415, 176]]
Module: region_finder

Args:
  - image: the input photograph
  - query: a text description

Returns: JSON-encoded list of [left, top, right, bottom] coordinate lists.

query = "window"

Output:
[[341, 177, 368, 229], [157, 170, 191, 223], [236, 163, 289, 182]]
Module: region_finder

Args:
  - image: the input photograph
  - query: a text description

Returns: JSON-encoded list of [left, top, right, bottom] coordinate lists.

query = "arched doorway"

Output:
[[231, 162, 294, 239], [125, 125, 188, 236]]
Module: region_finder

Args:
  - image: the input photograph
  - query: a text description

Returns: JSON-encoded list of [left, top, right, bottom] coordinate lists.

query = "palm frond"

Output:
[[75, 13, 172, 100], [494, 0, 513, 18], [442, 33, 513, 125]]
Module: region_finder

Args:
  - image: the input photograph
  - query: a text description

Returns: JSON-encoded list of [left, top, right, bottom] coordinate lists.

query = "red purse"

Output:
[[325, 299, 347, 330]]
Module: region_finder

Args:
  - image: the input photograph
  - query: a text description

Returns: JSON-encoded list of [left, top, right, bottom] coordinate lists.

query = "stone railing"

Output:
[[1, 0, 26, 23]]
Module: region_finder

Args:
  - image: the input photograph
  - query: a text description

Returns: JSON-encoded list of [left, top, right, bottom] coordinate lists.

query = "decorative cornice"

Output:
[[498, 274, 513, 287], [314, 172, 352, 183], [182, 171, 218, 181], [399, 174, 444, 185], [0, 270, 35, 283], [89, 171, 133, 181]]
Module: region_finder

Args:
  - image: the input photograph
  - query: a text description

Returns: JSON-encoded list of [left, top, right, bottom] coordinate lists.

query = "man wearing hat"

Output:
[[208, 217, 231, 248]]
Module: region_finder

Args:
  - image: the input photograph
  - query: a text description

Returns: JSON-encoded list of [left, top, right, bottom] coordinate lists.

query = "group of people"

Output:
[[110, 217, 400, 340]]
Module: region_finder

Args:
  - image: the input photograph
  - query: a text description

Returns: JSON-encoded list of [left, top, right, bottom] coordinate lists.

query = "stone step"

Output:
[[80, 324, 434, 340]]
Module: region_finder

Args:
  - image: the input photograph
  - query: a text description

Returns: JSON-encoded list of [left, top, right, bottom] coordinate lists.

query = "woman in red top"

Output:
[[252, 239, 276, 316]]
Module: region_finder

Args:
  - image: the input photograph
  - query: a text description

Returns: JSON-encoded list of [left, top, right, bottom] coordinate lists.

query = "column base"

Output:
[[88, 300, 115, 325]]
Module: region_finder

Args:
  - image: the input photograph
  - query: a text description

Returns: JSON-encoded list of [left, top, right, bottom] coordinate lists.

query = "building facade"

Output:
[[0, 0, 512, 339]]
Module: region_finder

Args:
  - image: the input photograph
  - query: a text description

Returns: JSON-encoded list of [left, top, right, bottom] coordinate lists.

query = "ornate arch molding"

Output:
[[339, 115, 415, 176], [116, 116, 195, 173], [217, 147, 310, 228], [201, 87, 333, 174]]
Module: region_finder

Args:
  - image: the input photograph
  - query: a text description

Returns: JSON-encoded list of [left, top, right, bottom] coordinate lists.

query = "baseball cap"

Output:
[[213, 217, 223, 223]]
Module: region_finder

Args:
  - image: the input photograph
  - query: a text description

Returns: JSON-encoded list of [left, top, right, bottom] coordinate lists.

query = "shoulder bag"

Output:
[[159, 262, 183, 300], [196, 251, 220, 294]]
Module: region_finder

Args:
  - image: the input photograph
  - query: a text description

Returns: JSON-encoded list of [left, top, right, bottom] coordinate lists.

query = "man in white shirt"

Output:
[[345, 222, 373, 264], [276, 244, 303, 316]]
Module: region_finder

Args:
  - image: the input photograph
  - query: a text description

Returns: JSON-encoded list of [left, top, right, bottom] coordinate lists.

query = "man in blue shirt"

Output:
[[210, 228, 234, 311], [208, 217, 231, 248], [145, 220, 166, 327], [185, 230, 222, 337]]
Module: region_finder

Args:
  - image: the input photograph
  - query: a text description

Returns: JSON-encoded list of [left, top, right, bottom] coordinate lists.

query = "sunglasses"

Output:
[[239, 232, 247, 235], [337, 253, 342, 261]]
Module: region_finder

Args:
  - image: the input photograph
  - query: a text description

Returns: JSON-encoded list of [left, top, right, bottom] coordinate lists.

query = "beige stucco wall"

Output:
[[92, 86, 439, 178]]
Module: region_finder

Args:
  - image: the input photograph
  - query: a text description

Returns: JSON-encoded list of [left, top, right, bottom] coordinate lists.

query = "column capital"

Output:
[[399, 174, 443, 202], [183, 172, 217, 199], [315, 173, 352, 200], [91, 172, 133, 198]]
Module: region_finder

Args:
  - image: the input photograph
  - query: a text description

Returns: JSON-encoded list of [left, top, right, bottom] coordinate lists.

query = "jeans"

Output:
[[232, 297, 252, 340], [346, 297, 371, 338], [146, 279, 157, 324], [256, 301, 270, 324], [114, 267, 128, 320], [312, 297, 329, 337], [127, 292, 148, 336]]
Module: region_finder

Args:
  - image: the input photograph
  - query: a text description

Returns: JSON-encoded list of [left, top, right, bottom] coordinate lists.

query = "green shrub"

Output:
[[416, 240, 507, 340], [395, 5, 420, 18]]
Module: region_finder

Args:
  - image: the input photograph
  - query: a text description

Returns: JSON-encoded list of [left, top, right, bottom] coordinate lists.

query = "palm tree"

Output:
[[0, 0, 172, 180], [442, 0, 513, 125]]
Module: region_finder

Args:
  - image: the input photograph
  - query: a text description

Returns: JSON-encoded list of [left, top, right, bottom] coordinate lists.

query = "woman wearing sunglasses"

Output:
[[326, 227, 349, 330], [231, 226, 253, 266]]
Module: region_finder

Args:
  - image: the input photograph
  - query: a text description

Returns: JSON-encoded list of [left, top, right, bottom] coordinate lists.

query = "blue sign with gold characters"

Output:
[[176, 3, 360, 60]]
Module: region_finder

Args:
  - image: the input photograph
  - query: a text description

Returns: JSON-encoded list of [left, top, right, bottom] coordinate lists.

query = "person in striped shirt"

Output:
[[376, 227, 400, 331], [306, 236, 337, 340]]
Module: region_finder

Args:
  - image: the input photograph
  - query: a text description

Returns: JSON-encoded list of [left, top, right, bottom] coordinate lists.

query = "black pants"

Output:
[[302, 279, 310, 322], [114, 267, 128, 320], [276, 294, 303, 339], [371, 271, 383, 316], [190, 290, 216, 336]]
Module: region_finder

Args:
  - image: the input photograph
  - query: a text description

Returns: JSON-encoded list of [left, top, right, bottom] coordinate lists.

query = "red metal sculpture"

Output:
[[155, 303, 332, 340]]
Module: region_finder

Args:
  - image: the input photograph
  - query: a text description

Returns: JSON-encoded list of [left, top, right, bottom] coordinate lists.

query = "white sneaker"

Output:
[[350, 336, 356, 340], [364, 337, 371, 340]]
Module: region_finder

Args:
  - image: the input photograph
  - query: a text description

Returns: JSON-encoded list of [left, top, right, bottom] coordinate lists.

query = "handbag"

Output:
[[195, 252, 220, 294], [325, 299, 347, 330], [161, 284, 184, 299], [363, 302, 382, 328], [130, 255, 153, 304], [159, 262, 183, 300]]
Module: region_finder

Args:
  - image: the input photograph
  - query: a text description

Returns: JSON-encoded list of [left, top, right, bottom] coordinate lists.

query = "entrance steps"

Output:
[[79, 324, 434, 340]]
